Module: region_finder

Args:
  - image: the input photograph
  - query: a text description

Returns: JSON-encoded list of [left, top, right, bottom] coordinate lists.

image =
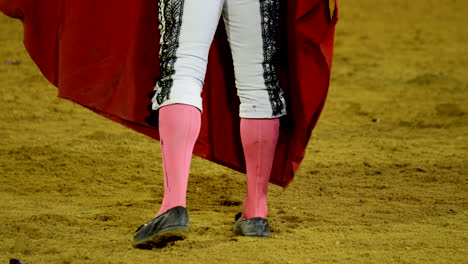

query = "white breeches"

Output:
[[152, 0, 287, 118]]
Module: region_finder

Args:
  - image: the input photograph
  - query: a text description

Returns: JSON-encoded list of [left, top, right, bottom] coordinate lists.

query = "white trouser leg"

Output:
[[152, 0, 223, 112], [223, 0, 286, 118]]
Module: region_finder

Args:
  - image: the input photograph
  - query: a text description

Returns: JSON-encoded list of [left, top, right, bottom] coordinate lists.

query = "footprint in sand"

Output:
[[435, 103, 465, 117]]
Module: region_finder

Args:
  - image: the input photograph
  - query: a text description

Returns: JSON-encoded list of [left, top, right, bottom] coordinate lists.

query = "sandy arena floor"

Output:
[[0, 0, 467, 263]]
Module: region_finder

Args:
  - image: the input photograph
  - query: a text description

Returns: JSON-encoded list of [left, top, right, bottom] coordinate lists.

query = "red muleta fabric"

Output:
[[0, 0, 338, 187]]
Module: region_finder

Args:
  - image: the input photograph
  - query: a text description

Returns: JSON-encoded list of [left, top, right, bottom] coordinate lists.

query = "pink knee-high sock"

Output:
[[157, 104, 201, 216], [240, 118, 280, 219]]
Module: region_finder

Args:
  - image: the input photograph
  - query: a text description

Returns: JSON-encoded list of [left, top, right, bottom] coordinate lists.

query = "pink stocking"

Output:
[[156, 104, 201, 216], [240, 118, 280, 219]]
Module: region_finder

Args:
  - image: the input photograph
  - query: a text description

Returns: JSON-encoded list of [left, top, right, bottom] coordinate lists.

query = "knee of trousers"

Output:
[[238, 88, 287, 119], [151, 77, 203, 112]]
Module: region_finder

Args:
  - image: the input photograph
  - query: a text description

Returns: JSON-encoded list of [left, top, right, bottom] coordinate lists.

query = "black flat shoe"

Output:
[[233, 213, 270, 238], [133, 206, 189, 249]]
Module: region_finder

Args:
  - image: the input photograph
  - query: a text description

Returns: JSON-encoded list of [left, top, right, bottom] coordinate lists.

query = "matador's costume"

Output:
[[0, 0, 338, 187]]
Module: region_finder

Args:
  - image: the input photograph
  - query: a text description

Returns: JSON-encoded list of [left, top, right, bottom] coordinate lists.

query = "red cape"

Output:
[[0, 0, 338, 187]]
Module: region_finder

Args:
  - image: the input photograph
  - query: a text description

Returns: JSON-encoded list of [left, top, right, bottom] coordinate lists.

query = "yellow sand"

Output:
[[0, 0, 467, 263]]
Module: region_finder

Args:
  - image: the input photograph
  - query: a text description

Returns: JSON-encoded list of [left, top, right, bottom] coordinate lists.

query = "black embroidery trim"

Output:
[[260, 0, 284, 116], [155, 0, 185, 105]]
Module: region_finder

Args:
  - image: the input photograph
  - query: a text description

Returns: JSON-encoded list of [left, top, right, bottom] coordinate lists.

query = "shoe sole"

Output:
[[133, 226, 188, 249], [233, 229, 270, 238]]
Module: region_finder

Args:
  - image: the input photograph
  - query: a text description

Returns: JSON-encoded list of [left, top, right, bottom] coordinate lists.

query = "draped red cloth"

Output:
[[0, 0, 338, 187]]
